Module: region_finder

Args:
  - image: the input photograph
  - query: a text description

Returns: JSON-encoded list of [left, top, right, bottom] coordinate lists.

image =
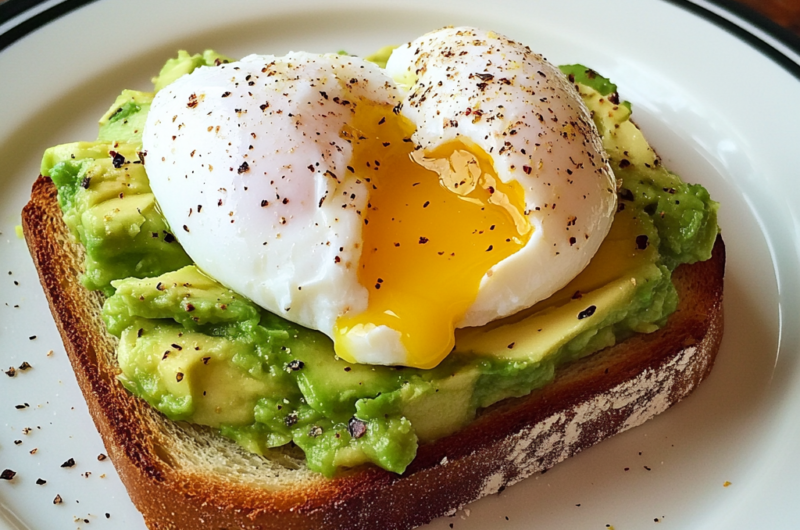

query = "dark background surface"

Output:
[[738, 0, 800, 34]]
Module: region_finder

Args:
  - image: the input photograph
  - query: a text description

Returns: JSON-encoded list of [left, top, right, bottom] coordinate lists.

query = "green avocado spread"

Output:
[[40, 51, 718, 477]]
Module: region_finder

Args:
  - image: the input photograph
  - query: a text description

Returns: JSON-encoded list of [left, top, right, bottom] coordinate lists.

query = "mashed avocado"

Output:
[[40, 51, 718, 477]]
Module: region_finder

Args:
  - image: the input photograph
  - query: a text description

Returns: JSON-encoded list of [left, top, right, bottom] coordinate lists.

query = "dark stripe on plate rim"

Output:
[[0, 0, 100, 53], [0, 0, 52, 25], [0, 0, 799, 76]]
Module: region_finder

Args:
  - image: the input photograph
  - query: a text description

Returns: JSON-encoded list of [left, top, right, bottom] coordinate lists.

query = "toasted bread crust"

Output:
[[23, 175, 724, 530]]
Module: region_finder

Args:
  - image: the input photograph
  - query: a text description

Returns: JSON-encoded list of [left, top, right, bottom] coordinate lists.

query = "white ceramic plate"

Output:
[[2, 0, 799, 528]]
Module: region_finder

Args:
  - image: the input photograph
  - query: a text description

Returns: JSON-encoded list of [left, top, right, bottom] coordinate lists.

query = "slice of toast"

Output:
[[23, 174, 725, 530]]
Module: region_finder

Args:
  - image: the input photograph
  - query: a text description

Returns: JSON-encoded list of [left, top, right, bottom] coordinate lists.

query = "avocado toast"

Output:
[[23, 46, 723, 529]]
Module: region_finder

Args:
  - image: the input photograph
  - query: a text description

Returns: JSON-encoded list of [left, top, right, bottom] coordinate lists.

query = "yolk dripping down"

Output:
[[333, 99, 531, 369]]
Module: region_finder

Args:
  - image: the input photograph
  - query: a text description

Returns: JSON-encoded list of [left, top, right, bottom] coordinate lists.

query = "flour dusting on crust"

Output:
[[474, 340, 714, 497]]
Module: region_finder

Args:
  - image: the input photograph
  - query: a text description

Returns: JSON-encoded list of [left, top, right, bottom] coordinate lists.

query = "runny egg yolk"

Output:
[[333, 99, 532, 369]]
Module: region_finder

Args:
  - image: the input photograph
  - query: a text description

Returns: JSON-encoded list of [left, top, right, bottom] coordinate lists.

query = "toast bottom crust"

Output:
[[23, 175, 724, 530]]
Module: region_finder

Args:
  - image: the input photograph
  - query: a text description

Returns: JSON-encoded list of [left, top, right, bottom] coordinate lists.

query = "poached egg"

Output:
[[142, 27, 616, 369]]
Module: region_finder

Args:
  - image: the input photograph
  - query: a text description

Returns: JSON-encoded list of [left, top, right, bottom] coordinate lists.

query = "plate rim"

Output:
[[2, 0, 800, 76]]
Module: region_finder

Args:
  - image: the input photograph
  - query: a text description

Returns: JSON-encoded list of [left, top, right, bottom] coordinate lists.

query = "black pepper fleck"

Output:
[[308, 425, 323, 437], [287, 360, 305, 371], [577, 305, 597, 320], [618, 188, 634, 201], [348, 417, 367, 439], [111, 152, 126, 168]]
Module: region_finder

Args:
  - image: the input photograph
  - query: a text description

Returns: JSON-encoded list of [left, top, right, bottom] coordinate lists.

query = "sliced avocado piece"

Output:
[[364, 45, 397, 69], [454, 204, 661, 360], [43, 141, 192, 294], [397, 366, 480, 442], [288, 334, 409, 421], [105, 265, 261, 335], [117, 319, 280, 426], [456, 262, 664, 362], [98, 90, 154, 145], [560, 64, 632, 112], [153, 50, 234, 92], [41, 141, 113, 177], [575, 83, 719, 266]]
